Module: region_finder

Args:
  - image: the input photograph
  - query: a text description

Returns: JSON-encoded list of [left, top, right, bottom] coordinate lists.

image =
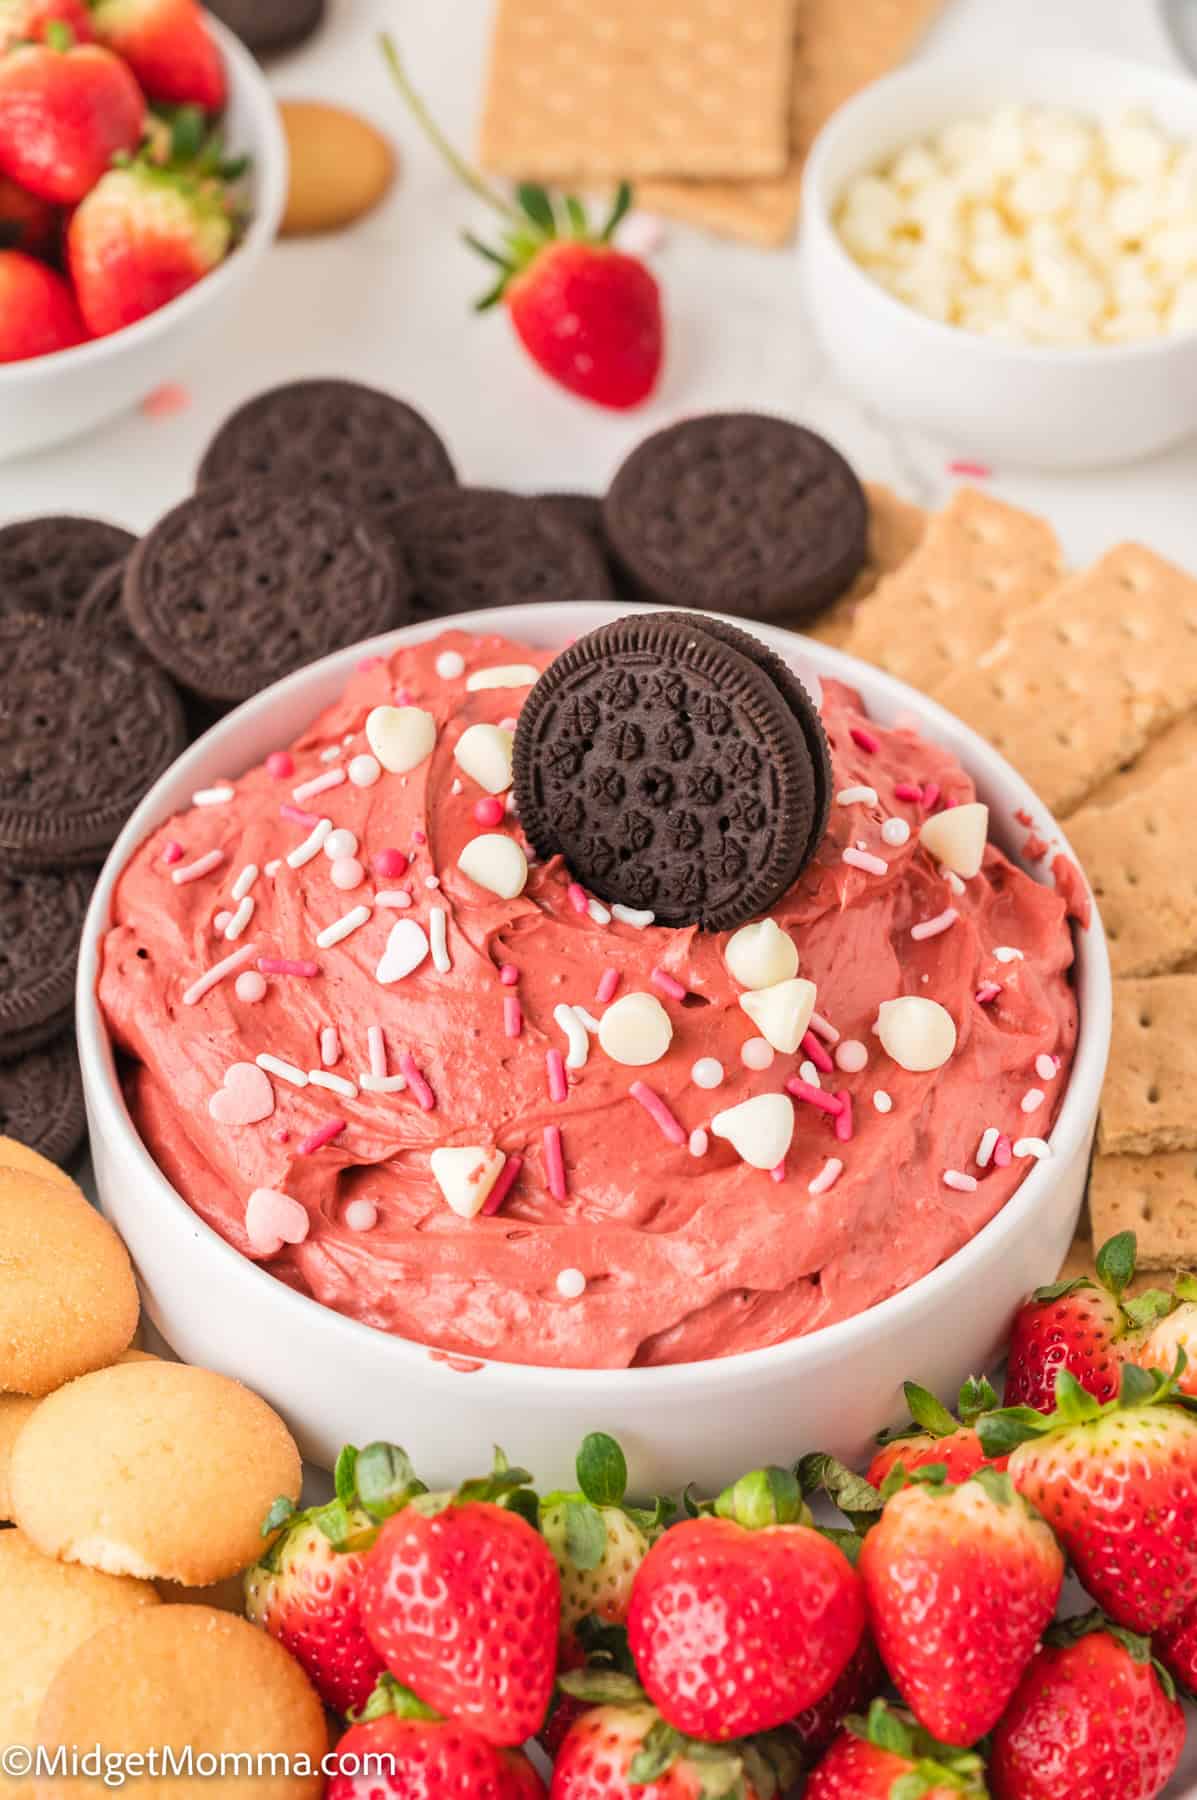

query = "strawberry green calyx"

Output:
[[257, 1441, 423, 1565], [542, 1431, 671, 1570], [845, 1700, 989, 1797], [714, 1465, 809, 1530], [876, 1376, 999, 1450], [798, 1452, 884, 1530], [1028, 1230, 1173, 1335], [352, 1672, 443, 1726], [979, 1354, 1191, 1459], [1046, 1608, 1178, 1702], [409, 1445, 537, 1523]]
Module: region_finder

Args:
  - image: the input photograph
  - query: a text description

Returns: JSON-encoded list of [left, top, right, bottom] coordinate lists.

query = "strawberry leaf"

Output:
[[798, 1453, 883, 1532], [1030, 1276, 1091, 1302], [353, 1672, 442, 1724], [816, 1526, 867, 1565], [1123, 1288, 1177, 1330], [576, 1432, 628, 1507], [957, 1374, 999, 1424], [260, 1495, 296, 1538], [628, 1717, 685, 1782], [601, 181, 633, 243], [1095, 1229, 1137, 1296], [334, 1444, 359, 1510], [1175, 1273, 1197, 1303], [901, 1381, 960, 1438], [977, 1405, 1051, 1457], [516, 182, 556, 234], [564, 195, 589, 236], [559, 1668, 646, 1706], [563, 1498, 608, 1571], [970, 1466, 1015, 1506], [715, 1465, 806, 1528]]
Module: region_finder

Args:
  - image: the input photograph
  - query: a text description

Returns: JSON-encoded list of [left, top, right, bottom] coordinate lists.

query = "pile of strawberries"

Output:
[[243, 1231, 1197, 1800], [0, 0, 238, 362]]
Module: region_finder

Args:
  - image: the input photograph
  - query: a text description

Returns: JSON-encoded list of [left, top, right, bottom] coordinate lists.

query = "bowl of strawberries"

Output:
[[0, 0, 286, 459]]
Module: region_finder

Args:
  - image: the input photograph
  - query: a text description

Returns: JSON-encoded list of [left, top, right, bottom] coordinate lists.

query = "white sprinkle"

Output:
[[256, 1053, 308, 1088], [1035, 1053, 1059, 1081], [213, 910, 232, 933], [843, 847, 888, 877], [436, 649, 466, 681], [344, 1198, 378, 1232], [1021, 1087, 1046, 1114], [451, 778, 464, 796], [1014, 1137, 1052, 1160], [320, 1027, 340, 1067], [181, 941, 256, 1006], [945, 871, 966, 896], [171, 848, 223, 887], [574, 1008, 600, 1033], [224, 895, 255, 941], [799, 1061, 821, 1087], [264, 860, 281, 877], [367, 1025, 387, 1079], [348, 754, 382, 789], [342, 733, 355, 747], [944, 1169, 978, 1192], [556, 1267, 587, 1300], [873, 1090, 893, 1114], [466, 663, 538, 692], [293, 767, 346, 804], [359, 1072, 409, 1094], [977, 1126, 1000, 1168], [324, 828, 359, 862], [429, 906, 451, 974], [554, 1003, 590, 1070], [741, 1037, 775, 1071], [587, 898, 612, 925], [881, 817, 911, 847], [316, 904, 372, 949], [375, 890, 413, 909], [319, 744, 341, 764], [837, 785, 879, 807], [809, 1011, 840, 1045], [231, 863, 259, 903], [612, 904, 655, 928], [193, 784, 234, 807], [835, 1039, 869, 1073], [425, 875, 440, 891], [691, 1057, 725, 1090], [688, 1128, 709, 1158], [309, 1069, 358, 1099], [809, 1157, 844, 1196], [911, 907, 959, 942], [287, 818, 332, 869], [994, 946, 1024, 964]]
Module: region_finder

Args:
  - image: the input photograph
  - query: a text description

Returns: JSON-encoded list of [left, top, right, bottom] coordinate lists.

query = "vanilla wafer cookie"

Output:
[[934, 544, 1197, 818], [1066, 763, 1197, 978], [1100, 976, 1197, 1155], [807, 482, 927, 647], [1082, 710, 1197, 813], [1089, 1149, 1197, 1272]]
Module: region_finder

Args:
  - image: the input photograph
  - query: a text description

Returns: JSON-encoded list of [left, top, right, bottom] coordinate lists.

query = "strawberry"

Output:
[[0, 173, 58, 254], [549, 1700, 801, 1800], [67, 156, 231, 336], [0, 31, 144, 204], [540, 1434, 662, 1653], [327, 1701, 514, 1800], [1129, 1281, 1197, 1395], [500, 1751, 550, 1800], [858, 1468, 1064, 1745], [806, 1702, 989, 1800], [790, 1631, 886, 1762], [980, 1359, 1197, 1634], [989, 1611, 1185, 1800], [89, 0, 224, 112], [359, 1452, 560, 1747], [867, 1377, 1005, 1489], [1156, 1594, 1197, 1697], [381, 35, 663, 411], [0, 246, 84, 357], [0, 0, 93, 53]]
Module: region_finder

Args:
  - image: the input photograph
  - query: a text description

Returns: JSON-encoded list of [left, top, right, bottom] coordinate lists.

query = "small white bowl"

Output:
[[800, 51, 1197, 469], [0, 18, 287, 463], [76, 603, 1110, 1494]]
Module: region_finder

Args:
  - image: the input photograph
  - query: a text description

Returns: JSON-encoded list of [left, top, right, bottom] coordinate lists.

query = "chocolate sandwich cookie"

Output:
[[392, 487, 614, 618], [0, 1033, 87, 1168], [537, 491, 631, 596], [0, 865, 96, 1056], [513, 613, 826, 931], [0, 515, 135, 624], [603, 414, 869, 624], [123, 478, 405, 706], [204, 0, 325, 55], [0, 614, 186, 870]]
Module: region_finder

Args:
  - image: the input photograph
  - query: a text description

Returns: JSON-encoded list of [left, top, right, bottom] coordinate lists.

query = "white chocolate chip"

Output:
[[365, 705, 437, 774], [465, 664, 539, 692], [724, 918, 799, 990], [920, 802, 989, 879], [375, 918, 430, 984], [597, 991, 673, 1068], [454, 723, 514, 794], [738, 977, 817, 1055], [429, 1146, 506, 1219], [877, 996, 958, 1072], [457, 833, 528, 900], [710, 1093, 795, 1171]]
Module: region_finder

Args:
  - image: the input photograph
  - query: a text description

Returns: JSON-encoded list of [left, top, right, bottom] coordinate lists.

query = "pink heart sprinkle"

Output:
[[208, 1061, 275, 1126], [245, 1187, 309, 1254]]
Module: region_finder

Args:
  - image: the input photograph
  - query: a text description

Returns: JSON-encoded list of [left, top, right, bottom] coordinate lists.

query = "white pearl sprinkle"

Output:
[[348, 754, 382, 789], [881, 817, 911, 847], [1035, 1053, 1058, 1081], [691, 1058, 725, 1090], [873, 1090, 893, 1114], [835, 1039, 869, 1073], [324, 827, 359, 862], [556, 1267, 587, 1300], [436, 650, 466, 681], [740, 1037, 775, 1071], [688, 1128, 709, 1158]]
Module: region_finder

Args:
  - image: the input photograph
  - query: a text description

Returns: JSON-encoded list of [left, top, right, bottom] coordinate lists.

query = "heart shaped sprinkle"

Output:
[[365, 704, 437, 774], [208, 1061, 275, 1126], [245, 1187, 309, 1254]]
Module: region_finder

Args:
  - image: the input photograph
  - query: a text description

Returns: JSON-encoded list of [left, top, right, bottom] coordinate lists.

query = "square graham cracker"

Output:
[[638, 0, 947, 245], [1066, 760, 1197, 978], [843, 488, 1063, 693], [1082, 707, 1197, 813], [477, 0, 797, 181], [1090, 1150, 1197, 1272], [933, 543, 1197, 819], [806, 482, 928, 648], [1100, 976, 1197, 1155]]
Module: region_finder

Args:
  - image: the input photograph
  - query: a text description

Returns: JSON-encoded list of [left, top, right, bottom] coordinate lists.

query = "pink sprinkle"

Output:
[[976, 982, 1002, 1006], [320, 1026, 340, 1066], [482, 1154, 523, 1216], [894, 782, 923, 803], [651, 967, 687, 1002], [808, 1011, 840, 1046], [280, 803, 320, 827], [921, 783, 941, 812], [596, 968, 621, 1005], [412, 829, 427, 846], [266, 751, 295, 780], [358, 655, 384, 673], [474, 797, 505, 828], [367, 1025, 387, 1079], [274, 1129, 289, 1144], [628, 1081, 687, 1146], [499, 963, 520, 987], [258, 957, 320, 978], [141, 381, 191, 417], [293, 767, 345, 804], [171, 848, 223, 886], [948, 459, 992, 479], [546, 1049, 568, 1104], [850, 726, 879, 754], [993, 1133, 1013, 1168], [544, 1125, 568, 1201], [911, 907, 959, 942], [504, 995, 522, 1038], [770, 1162, 786, 1184], [786, 1077, 844, 1118], [809, 1157, 844, 1196], [398, 1053, 436, 1112], [299, 1118, 346, 1156], [834, 1092, 854, 1143], [801, 1031, 835, 1075], [944, 795, 959, 809], [344, 1198, 378, 1232], [567, 882, 588, 916], [394, 687, 412, 707], [161, 839, 184, 866], [843, 847, 888, 877], [182, 941, 257, 1007], [373, 849, 410, 879]]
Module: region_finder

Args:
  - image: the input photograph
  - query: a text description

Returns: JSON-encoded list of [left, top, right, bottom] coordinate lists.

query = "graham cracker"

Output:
[[933, 544, 1197, 818], [638, 0, 947, 245], [1100, 976, 1197, 1155], [842, 488, 1064, 693], [1089, 1150, 1197, 1271], [477, 0, 797, 181], [806, 482, 928, 648], [1065, 761, 1197, 978], [1081, 708, 1197, 814]]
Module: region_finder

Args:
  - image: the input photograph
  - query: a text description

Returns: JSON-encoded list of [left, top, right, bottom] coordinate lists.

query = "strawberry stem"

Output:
[[379, 34, 514, 221]]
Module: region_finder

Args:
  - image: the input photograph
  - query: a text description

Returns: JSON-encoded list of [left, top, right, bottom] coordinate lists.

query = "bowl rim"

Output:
[[76, 601, 1112, 1395], [801, 45, 1197, 367], [0, 15, 287, 386]]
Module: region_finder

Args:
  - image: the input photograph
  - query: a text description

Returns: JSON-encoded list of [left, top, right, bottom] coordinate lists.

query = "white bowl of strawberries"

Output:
[[0, 0, 286, 460]]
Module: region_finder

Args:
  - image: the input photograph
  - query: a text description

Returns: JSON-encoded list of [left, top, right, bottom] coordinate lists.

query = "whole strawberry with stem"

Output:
[[360, 1449, 560, 1747], [1129, 1274, 1197, 1395], [989, 1610, 1184, 1800], [0, 0, 93, 53], [89, 0, 225, 113], [326, 1675, 539, 1800], [806, 1701, 989, 1800], [980, 1357, 1197, 1634], [541, 1433, 666, 1655], [549, 1698, 801, 1800], [858, 1467, 1064, 1745], [1156, 1592, 1197, 1697], [0, 246, 85, 358], [380, 34, 663, 411], [867, 1376, 1006, 1489], [0, 25, 144, 204]]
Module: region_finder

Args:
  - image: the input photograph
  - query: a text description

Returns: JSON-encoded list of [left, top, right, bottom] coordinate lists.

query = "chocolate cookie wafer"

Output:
[[603, 414, 868, 623], [204, 0, 325, 55], [0, 866, 96, 1056], [513, 613, 826, 931], [0, 615, 186, 871], [0, 1034, 86, 1168], [0, 516, 135, 625], [392, 487, 614, 618], [123, 478, 405, 706]]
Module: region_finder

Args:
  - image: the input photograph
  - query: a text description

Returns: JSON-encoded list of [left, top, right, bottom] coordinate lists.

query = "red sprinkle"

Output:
[[373, 849, 409, 879], [398, 1053, 436, 1112], [894, 782, 923, 803], [473, 796, 505, 828], [298, 1118, 346, 1156], [976, 982, 1002, 1006], [948, 459, 992, 479], [482, 1154, 523, 1216], [785, 1077, 844, 1118], [280, 803, 320, 827], [412, 829, 427, 846], [850, 726, 879, 754], [567, 881, 589, 916], [503, 995, 522, 1038], [266, 751, 295, 780], [546, 1048, 568, 1103], [651, 967, 687, 1002], [544, 1125, 568, 1200], [834, 1091, 854, 1144], [801, 1030, 835, 1074], [258, 957, 319, 977], [499, 962, 520, 986], [944, 795, 959, 809], [994, 1133, 1013, 1168], [596, 968, 621, 1005], [161, 840, 184, 865], [921, 782, 941, 812], [629, 1081, 687, 1146]]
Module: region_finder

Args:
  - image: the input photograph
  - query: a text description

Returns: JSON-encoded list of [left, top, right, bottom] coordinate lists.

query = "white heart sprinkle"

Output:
[[365, 705, 437, 774]]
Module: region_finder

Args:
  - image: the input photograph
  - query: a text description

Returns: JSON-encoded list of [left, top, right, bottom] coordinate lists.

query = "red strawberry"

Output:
[[858, 1468, 1064, 1745], [381, 36, 663, 411], [0, 33, 144, 204], [327, 1712, 514, 1800], [0, 0, 93, 53], [0, 246, 84, 357], [981, 1362, 1197, 1634], [806, 1701, 989, 1800], [868, 1377, 1006, 1489], [790, 1631, 886, 1762], [1004, 1230, 1168, 1411], [549, 1701, 800, 1800], [67, 158, 231, 336], [1156, 1594, 1197, 1697], [1129, 1289, 1197, 1395], [89, 0, 224, 112], [360, 1457, 560, 1748], [989, 1611, 1185, 1800], [500, 1751, 549, 1800], [0, 175, 58, 255], [627, 1506, 865, 1740]]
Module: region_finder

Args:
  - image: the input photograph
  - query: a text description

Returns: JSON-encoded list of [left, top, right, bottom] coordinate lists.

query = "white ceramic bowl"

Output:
[[799, 51, 1197, 469], [0, 18, 287, 463], [76, 603, 1110, 1494]]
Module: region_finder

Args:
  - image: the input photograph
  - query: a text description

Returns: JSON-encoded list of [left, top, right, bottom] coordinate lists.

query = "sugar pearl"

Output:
[[690, 1057, 725, 1090], [373, 848, 409, 879], [556, 1267, 587, 1300], [331, 856, 365, 891], [474, 796, 506, 828], [740, 1037, 775, 1071], [873, 1089, 894, 1113], [835, 1039, 869, 1073], [348, 754, 382, 788], [265, 751, 294, 780], [881, 817, 911, 847], [344, 1198, 378, 1233], [234, 970, 267, 1003], [324, 828, 359, 861], [436, 649, 466, 680]]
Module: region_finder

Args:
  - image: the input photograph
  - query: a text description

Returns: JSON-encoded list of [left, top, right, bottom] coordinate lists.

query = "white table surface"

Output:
[[14, 0, 1197, 1784]]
